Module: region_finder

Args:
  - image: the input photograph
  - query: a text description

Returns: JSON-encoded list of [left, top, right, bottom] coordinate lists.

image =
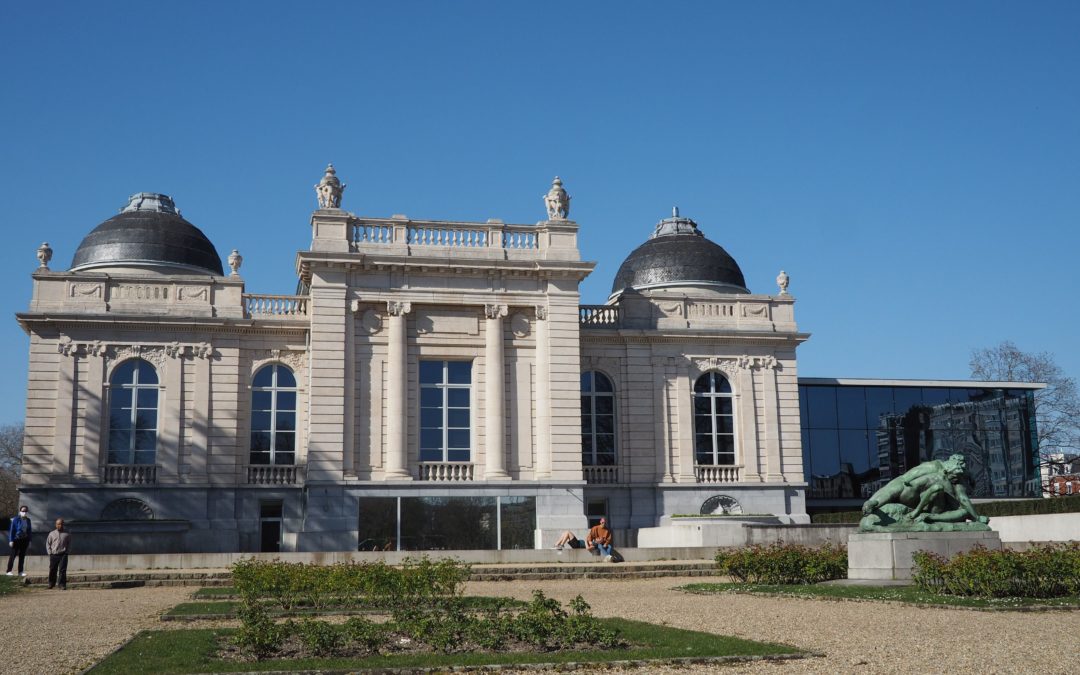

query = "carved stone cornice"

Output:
[[250, 348, 307, 373], [484, 303, 508, 320], [386, 301, 412, 317], [738, 354, 779, 371]]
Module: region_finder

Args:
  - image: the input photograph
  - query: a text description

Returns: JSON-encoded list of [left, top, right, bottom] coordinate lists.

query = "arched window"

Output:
[[693, 372, 735, 466], [581, 371, 616, 466], [108, 359, 159, 465], [250, 364, 297, 465]]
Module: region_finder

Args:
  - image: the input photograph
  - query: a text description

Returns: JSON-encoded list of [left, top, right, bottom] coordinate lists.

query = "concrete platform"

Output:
[[848, 530, 1001, 581]]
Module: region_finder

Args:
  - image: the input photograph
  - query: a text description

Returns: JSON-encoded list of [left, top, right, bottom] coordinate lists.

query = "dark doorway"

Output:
[[260, 502, 283, 552]]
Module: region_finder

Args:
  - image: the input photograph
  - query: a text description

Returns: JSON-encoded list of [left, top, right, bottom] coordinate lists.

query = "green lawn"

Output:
[[192, 587, 236, 599], [679, 582, 1080, 609], [90, 620, 803, 673], [0, 575, 23, 597]]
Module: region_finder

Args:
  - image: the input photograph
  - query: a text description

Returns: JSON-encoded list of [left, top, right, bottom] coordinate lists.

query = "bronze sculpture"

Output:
[[859, 454, 991, 532]]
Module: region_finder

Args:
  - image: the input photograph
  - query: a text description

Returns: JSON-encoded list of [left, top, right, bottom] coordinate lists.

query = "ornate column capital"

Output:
[[57, 336, 76, 357], [535, 305, 548, 321], [738, 354, 779, 371], [387, 301, 412, 317], [484, 303, 508, 320]]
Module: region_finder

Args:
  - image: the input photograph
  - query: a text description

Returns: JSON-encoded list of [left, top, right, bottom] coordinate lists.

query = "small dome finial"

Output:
[[315, 163, 346, 209], [543, 176, 571, 220], [228, 249, 243, 277], [37, 242, 53, 270], [673, 206, 679, 218], [776, 269, 790, 295]]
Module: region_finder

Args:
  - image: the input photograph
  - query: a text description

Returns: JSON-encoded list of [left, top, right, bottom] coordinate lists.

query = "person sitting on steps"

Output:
[[586, 516, 615, 562]]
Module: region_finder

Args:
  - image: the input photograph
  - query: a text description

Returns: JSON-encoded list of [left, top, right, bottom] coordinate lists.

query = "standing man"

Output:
[[585, 516, 614, 562], [6, 505, 32, 577], [46, 518, 71, 590]]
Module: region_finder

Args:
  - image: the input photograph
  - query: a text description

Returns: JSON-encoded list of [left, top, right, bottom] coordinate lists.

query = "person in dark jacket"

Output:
[[46, 518, 71, 590], [6, 505, 32, 577]]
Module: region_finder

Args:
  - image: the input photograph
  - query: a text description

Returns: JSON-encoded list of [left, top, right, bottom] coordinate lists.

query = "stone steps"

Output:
[[27, 561, 718, 589]]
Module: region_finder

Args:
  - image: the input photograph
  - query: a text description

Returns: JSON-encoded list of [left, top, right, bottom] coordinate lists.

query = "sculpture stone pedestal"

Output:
[[848, 530, 1002, 581]]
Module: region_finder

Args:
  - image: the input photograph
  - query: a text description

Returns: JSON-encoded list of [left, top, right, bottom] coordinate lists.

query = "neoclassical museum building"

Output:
[[16, 168, 1040, 553]]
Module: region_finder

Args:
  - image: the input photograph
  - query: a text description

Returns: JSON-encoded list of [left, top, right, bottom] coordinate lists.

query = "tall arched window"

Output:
[[108, 359, 159, 465], [250, 364, 297, 465], [581, 371, 616, 466], [693, 372, 735, 465]]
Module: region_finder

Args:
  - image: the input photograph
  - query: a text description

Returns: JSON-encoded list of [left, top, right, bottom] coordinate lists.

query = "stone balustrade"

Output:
[[579, 305, 620, 327], [418, 462, 475, 482], [583, 465, 619, 484], [350, 219, 541, 251], [102, 464, 157, 485], [246, 465, 304, 485], [243, 294, 309, 318], [695, 464, 742, 483]]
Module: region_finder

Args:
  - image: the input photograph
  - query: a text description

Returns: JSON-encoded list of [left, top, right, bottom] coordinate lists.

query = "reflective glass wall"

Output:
[[357, 496, 536, 551], [799, 383, 1039, 505]]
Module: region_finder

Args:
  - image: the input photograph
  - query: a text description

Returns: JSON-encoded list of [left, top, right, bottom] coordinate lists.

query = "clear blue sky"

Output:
[[1, 2, 1078, 423]]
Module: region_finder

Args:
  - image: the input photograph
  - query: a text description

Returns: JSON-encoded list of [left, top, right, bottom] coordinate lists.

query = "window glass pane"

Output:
[[715, 415, 734, 434], [275, 432, 294, 453], [110, 410, 132, 431], [250, 450, 270, 465], [446, 361, 471, 384], [716, 397, 733, 415], [107, 450, 128, 465], [500, 496, 536, 550], [134, 430, 156, 450], [447, 429, 469, 449], [447, 409, 469, 428], [419, 429, 442, 450], [596, 434, 615, 452], [447, 388, 469, 407], [694, 414, 713, 435], [419, 361, 443, 384], [276, 391, 297, 411], [893, 387, 922, 416], [136, 388, 158, 409], [111, 361, 136, 385], [920, 387, 950, 407], [581, 434, 593, 454], [447, 448, 470, 462], [693, 397, 710, 415], [110, 387, 132, 410], [136, 361, 158, 385], [250, 432, 271, 451], [595, 415, 614, 434], [251, 411, 271, 432], [253, 366, 274, 388], [810, 429, 840, 477], [252, 391, 272, 411], [401, 496, 496, 550], [836, 387, 866, 429], [693, 375, 710, 393], [274, 451, 294, 466], [864, 387, 894, 429], [714, 374, 732, 393], [276, 367, 296, 388], [839, 429, 872, 474], [276, 412, 295, 432], [594, 396, 614, 415], [420, 408, 442, 428], [134, 411, 156, 430], [580, 372, 592, 393], [108, 430, 130, 454], [695, 435, 713, 459], [420, 447, 442, 461], [594, 373, 614, 392], [806, 387, 837, 429], [420, 388, 442, 407], [580, 395, 591, 416], [133, 450, 155, 465], [357, 497, 398, 551]]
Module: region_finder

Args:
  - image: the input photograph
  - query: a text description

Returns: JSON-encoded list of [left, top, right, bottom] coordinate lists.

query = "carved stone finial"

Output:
[[543, 176, 571, 220], [315, 163, 346, 209], [228, 249, 243, 277], [776, 270, 790, 295], [37, 242, 52, 270]]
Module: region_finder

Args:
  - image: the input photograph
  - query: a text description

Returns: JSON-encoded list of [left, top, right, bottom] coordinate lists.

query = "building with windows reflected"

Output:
[[15, 170, 1040, 553]]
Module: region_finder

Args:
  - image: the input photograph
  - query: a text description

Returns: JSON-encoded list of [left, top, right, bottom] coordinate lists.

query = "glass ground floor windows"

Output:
[[357, 496, 536, 551]]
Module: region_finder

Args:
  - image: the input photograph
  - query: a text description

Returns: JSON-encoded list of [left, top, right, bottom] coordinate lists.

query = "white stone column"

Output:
[[484, 303, 509, 480], [534, 305, 551, 478], [737, 364, 761, 482], [762, 360, 784, 482], [385, 301, 412, 479], [52, 339, 77, 477]]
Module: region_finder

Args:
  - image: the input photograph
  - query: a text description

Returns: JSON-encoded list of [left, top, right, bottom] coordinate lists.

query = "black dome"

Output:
[[70, 193, 223, 275], [610, 211, 748, 297]]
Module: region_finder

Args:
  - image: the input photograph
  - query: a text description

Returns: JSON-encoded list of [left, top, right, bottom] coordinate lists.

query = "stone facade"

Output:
[[15, 173, 809, 554]]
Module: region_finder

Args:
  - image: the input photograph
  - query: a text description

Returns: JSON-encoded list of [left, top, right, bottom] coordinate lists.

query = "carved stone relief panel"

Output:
[[110, 284, 171, 303], [510, 312, 531, 338], [740, 303, 770, 319], [359, 309, 383, 335], [68, 282, 104, 300], [687, 303, 735, 319], [176, 286, 210, 303], [250, 348, 307, 374], [689, 356, 741, 378]]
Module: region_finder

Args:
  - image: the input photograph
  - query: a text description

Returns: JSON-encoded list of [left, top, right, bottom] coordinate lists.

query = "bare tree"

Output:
[[0, 422, 23, 515], [970, 341, 1080, 494]]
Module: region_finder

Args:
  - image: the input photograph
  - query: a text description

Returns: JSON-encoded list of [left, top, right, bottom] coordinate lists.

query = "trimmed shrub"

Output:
[[912, 543, 1080, 598], [715, 542, 847, 584]]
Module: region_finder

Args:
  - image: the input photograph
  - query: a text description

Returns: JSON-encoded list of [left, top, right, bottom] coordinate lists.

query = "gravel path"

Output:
[[1, 577, 1075, 674]]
